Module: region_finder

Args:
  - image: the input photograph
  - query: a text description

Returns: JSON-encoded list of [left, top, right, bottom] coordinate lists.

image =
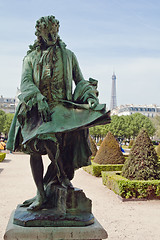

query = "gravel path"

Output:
[[1, 153, 160, 240]]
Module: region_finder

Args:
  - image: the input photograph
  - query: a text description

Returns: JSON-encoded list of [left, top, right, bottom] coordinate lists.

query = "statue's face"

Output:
[[40, 24, 58, 46]]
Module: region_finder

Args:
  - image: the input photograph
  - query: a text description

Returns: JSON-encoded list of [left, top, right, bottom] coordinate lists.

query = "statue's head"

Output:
[[35, 16, 60, 47]]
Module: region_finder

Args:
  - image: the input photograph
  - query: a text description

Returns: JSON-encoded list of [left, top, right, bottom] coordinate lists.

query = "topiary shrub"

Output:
[[89, 136, 97, 156], [97, 139, 102, 146], [93, 131, 125, 164], [155, 144, 160, 157], [122, 128, 160, 180], [128, 139, 134, 149]]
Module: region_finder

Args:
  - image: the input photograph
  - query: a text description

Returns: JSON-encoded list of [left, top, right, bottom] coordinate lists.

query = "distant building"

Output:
[[111, 104, 160, 118], [110, 72, 117, 110], [0, 95, 15, 114], [0, 87, 21, 114]]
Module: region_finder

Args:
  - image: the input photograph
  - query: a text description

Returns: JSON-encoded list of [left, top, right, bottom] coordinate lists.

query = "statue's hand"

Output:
[[87, 98, 99, 109], [37, 94, 51, 122]]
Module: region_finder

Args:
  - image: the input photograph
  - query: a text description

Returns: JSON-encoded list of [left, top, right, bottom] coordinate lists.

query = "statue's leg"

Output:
[[27, 153, 47, 211], [43, 162, 57, 186], [44, 141, 73, 188]]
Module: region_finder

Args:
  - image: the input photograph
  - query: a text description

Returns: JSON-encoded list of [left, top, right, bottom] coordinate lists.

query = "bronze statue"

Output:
[[7, 16, 110, 217]]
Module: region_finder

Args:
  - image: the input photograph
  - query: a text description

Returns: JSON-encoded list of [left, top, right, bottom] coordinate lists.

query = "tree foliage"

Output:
[[121, 129, 160, 180], [90, 113, 155, 140], [0, 110, 14, 136], [3, 113, 14, 135], [0, 110, 6, 134]]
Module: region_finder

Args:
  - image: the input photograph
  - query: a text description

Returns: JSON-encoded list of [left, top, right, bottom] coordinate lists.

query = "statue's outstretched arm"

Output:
[[72, 53, 99, 109]]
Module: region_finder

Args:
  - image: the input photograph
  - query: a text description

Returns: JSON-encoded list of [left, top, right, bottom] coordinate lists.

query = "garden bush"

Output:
[[128, 139, 134, 149], [93, 131, 125, 164], [97, 139, 102, 146], [89, 135, 97, 156], [155, 144, 160, 157], [122, 128, 160, 180]]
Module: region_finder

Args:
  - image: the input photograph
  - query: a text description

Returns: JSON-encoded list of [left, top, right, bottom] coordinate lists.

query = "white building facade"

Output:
[[111, 104, 160, 118], [0, 95, 15, 114]]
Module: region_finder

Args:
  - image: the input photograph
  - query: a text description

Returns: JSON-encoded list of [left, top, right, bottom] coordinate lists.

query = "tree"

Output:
[[129, 113, 155, 138], [3, 113, 14, 137], [89, 113, 155, 141], [121, 129, 159, 180], [108, 115, 126, 139], [0, 110, 6, 135], [89, 125, 103, 137]]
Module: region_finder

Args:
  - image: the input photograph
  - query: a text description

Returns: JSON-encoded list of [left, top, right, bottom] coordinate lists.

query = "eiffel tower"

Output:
[[110, 72, 117, 110]]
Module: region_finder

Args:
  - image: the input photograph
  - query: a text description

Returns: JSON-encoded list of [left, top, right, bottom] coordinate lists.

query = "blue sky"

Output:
[[0, 0, 160, 109]]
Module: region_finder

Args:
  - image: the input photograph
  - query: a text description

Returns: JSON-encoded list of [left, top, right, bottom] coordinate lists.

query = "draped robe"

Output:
[[7, 40, 110, 176]]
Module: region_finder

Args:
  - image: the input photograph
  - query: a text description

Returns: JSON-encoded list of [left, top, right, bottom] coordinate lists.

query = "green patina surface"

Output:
[[6, 15, 111, 225]]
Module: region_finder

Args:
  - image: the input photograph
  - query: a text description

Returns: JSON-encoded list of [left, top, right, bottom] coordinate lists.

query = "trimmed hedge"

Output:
[[0, 152, 6, 162], [102, 171, 160, 199], [83, 161, 123, 177]]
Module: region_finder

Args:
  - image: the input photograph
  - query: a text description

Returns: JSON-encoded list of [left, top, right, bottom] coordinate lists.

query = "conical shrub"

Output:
[[122, 129, 160, 180], [129, 139, 134, 148], [155, 144, 160, 157], [93, 131, 125, 164], [89, 135, 97, 156], [97, 139, 102, 146]]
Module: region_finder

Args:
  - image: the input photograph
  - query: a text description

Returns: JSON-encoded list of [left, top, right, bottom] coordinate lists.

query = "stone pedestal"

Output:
[[4, 211, 108, 240], [13, 187, 94, 227]]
